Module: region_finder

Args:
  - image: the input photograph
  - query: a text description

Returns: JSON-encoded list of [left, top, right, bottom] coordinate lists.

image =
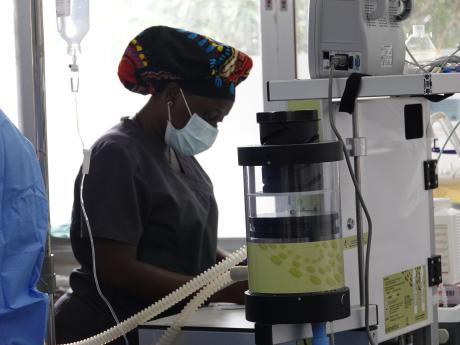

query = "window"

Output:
[[38, 0, 460, 238], [404, 1, 460, 51], [44, 1, 262, 238], [0, 0, 18, 125], [295, 0, 310, 79]]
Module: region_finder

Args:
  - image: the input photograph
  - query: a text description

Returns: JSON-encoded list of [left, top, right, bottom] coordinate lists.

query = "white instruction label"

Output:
[[56, 0, 71, 17], [381, 45, 393, 67]]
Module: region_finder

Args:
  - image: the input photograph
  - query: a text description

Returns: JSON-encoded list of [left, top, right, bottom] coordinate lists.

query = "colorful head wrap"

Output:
[[118, 26, 253, 100]]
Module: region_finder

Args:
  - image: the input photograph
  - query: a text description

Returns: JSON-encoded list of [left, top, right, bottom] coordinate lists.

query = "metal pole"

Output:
[[352, 109, 365, 307], [32, 0, 57, 343], [14, 1, 56, 344]]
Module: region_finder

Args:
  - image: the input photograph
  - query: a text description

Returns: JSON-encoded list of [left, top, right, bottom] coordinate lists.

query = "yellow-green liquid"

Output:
[[248, 239, 345, 294]]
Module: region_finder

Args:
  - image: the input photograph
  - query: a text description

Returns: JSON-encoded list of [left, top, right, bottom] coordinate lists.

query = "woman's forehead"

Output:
[[189, 93, 234, 112]]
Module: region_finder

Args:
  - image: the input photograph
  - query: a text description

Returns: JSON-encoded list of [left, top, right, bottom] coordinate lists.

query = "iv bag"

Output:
[[56, 0, 89, 57]]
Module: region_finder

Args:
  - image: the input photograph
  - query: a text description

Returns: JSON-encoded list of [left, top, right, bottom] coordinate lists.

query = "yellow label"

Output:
[[343, 233, 369, 250], [248, 239, 345, 294], [383, 266, 428, 334], [288, 100, 321, 112]]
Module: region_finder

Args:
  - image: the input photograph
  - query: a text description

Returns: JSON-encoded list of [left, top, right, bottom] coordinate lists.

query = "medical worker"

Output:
[[0, 108, 49, 345], [55, 26, 253, 344]]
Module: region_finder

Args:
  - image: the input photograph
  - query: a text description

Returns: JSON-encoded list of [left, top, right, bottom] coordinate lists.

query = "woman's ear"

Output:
[[161, 83, 181, 106]]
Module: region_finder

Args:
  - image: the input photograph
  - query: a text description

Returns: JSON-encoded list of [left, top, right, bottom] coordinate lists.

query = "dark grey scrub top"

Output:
[[69, 117, 218, 315]]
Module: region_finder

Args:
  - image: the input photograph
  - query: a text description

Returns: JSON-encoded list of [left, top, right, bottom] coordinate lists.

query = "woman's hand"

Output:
[[210, 280, 248, 305], [94, 238, 192, 302]]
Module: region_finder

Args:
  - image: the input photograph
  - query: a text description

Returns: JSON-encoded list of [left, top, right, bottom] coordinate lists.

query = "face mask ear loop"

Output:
[[179, 88, 193, 118], [167, 101, 173, 122], [166, 101, 173, 162]]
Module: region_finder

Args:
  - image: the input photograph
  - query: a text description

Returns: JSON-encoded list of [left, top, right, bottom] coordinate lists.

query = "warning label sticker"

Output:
[[381, 45, 393, 67], [343, 233, 368, 250], [384, 266, 428, 334]]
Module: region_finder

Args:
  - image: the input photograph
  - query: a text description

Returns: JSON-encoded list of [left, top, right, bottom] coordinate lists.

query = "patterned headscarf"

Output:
[[118, 26, 253, 100]]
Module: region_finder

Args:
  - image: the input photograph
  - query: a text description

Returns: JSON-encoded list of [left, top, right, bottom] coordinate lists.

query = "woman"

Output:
[[55, 26, 252, 344]]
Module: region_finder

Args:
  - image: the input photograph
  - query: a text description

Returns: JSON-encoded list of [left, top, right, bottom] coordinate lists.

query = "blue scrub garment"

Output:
[[0, 109, 49, 344]]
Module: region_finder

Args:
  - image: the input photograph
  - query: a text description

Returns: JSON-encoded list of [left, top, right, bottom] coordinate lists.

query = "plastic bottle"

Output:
[[56, 0, 89, 92], [56, 0, 90, 57], [405, 24, 437, 70], [434, 198, 460, 284]]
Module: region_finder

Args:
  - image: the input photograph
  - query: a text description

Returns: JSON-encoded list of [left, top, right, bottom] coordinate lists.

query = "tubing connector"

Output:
[[82, 149, 92, 175], [312, 322, 330, 345], [230, 266, 248, 282]]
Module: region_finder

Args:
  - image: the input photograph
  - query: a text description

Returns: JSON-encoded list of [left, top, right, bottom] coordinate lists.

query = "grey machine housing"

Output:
[[308, 0, 412, 78]]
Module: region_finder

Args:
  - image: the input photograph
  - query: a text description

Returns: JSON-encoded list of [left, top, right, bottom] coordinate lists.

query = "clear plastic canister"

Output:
[[243, 159, 344, 294]]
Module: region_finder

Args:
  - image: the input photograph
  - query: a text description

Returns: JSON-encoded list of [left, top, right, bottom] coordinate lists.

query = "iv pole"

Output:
[[14, 1, 56, 344]]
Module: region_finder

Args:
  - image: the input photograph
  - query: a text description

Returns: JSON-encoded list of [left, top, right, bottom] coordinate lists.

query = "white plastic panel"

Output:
[[321, 97, 436, 342]]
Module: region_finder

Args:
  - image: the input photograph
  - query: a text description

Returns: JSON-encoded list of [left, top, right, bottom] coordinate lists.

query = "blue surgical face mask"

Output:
[[164, 88, 219, 156]]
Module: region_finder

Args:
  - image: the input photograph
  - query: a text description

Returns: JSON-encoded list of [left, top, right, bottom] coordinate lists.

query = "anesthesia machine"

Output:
[[139, 1, 460, 344], [141, 1, 451, 344]]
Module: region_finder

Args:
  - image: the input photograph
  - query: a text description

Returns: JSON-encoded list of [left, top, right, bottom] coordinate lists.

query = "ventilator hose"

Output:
[[154, 271, 235, 345], [60, 246, 247, 345]]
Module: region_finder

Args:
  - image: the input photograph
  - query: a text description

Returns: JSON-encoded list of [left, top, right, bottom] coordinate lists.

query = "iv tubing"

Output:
[[154, 271, 236, 345], [328, 66, 376, 345], [60, 246, 247, 345], [405, 46, 428, 73], [438, 121, 460, 164], [73, 66, 128, 344], [79, 174, 129, 345]]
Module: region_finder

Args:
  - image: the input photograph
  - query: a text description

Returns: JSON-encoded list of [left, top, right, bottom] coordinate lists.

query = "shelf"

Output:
[[267, 73, 460, 101]]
